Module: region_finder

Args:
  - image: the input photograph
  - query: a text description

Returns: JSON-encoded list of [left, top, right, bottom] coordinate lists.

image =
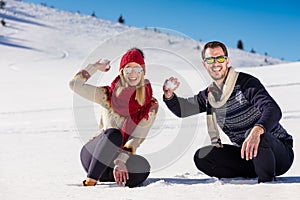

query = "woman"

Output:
[[69, 48, 158, 187]]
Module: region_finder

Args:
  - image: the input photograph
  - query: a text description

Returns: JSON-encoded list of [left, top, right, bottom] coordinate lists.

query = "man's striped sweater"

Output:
[[163, 72, 292, 146]]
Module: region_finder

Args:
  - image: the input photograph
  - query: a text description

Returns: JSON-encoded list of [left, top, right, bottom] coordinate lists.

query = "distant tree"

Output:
[[91, 11, 96, 17], [1, 18, 6, 26], [237, 40, 244, 50], [250, 48, 256, 53], [0, 0, 6, 9], [118, 15, 125, 24]]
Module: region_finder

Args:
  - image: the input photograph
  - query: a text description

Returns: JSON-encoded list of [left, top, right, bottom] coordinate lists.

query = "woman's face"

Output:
[[122, 62, 144, 86]]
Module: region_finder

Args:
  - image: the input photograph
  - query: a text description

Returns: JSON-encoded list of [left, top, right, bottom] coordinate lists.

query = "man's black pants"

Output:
[[194, 132, 294, 182]]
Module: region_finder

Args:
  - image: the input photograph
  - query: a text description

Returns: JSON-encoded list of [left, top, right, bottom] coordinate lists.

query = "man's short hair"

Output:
[[201, 41, 228, 59]]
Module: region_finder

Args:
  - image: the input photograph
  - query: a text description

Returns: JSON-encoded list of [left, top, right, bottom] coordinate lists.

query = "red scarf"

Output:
[[107, 76, 154, 145]]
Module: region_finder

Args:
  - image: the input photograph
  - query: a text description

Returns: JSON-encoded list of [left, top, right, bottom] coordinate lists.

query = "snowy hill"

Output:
[[0, 0, 286, 68], [0, 0, 289, 112], [1, 0, 300, 200]]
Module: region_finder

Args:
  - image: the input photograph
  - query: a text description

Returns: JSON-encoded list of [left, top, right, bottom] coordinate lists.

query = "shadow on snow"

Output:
[[145, 176, 300, 186], [0, 13, 50, 27], [66, 176, 300, 188]]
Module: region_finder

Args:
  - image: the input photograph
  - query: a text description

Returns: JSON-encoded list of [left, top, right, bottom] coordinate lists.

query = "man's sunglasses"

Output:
[[204, 56, 228, 64], [124, 66, 143, 74]]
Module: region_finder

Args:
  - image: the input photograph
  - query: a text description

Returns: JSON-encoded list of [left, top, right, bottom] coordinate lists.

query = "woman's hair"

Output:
[[116, 70, 146, 106]]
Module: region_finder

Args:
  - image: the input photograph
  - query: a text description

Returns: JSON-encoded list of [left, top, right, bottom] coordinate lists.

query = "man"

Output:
[[163, 41, 294, 183]]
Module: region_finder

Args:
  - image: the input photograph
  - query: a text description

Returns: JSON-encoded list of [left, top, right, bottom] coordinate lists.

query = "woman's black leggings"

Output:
[[194, 132, 294, 182], [80, 128, 150, 187]]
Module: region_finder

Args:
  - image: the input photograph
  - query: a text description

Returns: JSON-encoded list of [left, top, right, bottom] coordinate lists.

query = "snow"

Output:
[[165, 80, 177, 90], [1, 0, 300, 199]]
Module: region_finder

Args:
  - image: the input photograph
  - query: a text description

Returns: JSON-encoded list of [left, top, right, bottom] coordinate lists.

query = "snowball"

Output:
[[165, 80, 176, 90], [100, 59, 110, 64]]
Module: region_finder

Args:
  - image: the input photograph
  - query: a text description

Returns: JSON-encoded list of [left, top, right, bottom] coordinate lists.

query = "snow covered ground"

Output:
[[1, 0, 300, 199]]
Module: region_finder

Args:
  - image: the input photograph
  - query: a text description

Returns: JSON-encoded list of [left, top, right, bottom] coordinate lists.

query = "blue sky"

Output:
[[23, 0, 300, 61]]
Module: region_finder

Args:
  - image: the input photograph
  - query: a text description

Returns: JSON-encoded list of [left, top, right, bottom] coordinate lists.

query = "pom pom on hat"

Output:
[[120, 49, 145, 74]]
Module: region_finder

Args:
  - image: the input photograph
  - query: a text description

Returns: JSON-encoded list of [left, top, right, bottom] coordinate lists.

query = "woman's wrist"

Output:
[[114, 159, 125, 166], [85, 64, 97, 75]]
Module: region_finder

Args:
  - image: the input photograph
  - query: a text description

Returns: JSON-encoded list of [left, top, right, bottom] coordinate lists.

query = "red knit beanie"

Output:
[[119, 49, 145, 74]]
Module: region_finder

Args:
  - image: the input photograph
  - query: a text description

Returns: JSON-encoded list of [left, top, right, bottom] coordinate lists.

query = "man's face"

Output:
[[202, 47, 230, 82]]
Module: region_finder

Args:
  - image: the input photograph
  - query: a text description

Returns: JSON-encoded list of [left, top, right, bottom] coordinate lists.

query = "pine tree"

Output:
[[237, 40, 244, 50], [250, 48, 256, 53], [1, 19, 6, 26], [0, 0, 6, 9], [118, 15, 125, 24]]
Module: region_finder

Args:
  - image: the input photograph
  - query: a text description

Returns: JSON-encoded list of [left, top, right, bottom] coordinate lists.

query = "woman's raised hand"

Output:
[[92, 59, 111, 72]]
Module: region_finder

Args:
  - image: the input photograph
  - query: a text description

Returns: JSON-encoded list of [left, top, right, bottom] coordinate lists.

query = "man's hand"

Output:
[[241, 126, 264, 160], [163, 77, 180, 99], [113, 160, 129, 186], [92, 59, 111, 72]]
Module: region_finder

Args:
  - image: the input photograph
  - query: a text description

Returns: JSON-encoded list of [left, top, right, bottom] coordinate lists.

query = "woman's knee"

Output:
[[125, 155, 150, 188], [80, 146, 91, 172], [127, 155, 150, 173], [104, 128, 123, 146]]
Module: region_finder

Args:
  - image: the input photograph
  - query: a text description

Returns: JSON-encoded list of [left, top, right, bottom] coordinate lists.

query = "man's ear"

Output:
[[226, 57, 230, 65]]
